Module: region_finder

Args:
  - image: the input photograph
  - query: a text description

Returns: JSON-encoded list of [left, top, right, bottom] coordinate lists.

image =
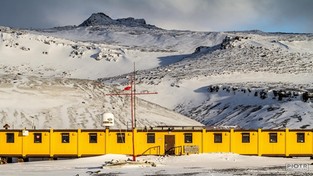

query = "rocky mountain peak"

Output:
[[116, 17, 146, 26], [78, 12, 157, 29], [79, 12, 114, 27]]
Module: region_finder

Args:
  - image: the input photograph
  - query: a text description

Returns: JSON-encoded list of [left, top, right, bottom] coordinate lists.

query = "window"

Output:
[[242, 133, 250, 143], [6, 133, 14, 143], [89, 133, 97, 143], [214, 133, 222, 143], [297, 133, 305, 143], [61, 133, 70, 143], [147, 133, 155, 143], [117, 133, 125, 143], [269, 133, 277, 143], [34, 133, 42, 143], [184, 133, 193, 143]]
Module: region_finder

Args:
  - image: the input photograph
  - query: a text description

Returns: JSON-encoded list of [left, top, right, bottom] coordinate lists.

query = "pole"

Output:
[[131, 68, 136, 161], [133, 63, 136, 128], [130, 75, 134, 131], [131, 63, 136, 161], [105, 62, 158, 161]]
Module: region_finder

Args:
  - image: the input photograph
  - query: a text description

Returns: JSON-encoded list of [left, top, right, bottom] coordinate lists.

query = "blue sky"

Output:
[[0, 0, 312, 33]]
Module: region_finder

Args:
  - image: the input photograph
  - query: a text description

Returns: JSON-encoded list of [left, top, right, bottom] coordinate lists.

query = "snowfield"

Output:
[[0, 75, 201, 129], [0, 153, 313, 176]]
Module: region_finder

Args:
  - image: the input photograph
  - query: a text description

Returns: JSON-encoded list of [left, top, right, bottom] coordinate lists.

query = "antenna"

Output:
[[106, 62, 158, 161]]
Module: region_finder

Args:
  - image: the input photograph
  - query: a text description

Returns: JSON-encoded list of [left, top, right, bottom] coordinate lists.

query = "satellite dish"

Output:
[[22, 129, 29, 136], [102, 113, 115, 127]]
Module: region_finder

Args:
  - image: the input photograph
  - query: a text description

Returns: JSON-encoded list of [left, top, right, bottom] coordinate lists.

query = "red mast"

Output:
[[106, 63, 157, 161]]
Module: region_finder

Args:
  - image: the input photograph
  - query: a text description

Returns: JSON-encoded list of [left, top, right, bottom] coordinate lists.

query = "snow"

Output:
[[1, 23, 313, 129], [1, 13, 313, 175], [0, 75, 201, 129], [0, 153, 312, 175]]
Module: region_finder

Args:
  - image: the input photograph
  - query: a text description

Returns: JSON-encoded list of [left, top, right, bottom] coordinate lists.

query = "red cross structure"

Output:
[[106, 63, 158, 161]]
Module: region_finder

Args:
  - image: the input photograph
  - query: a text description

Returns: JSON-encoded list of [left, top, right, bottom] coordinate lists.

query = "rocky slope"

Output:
[[102, 32, 313, 129]]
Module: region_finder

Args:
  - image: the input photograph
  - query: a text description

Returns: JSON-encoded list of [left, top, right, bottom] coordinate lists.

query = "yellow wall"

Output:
[[205, 131, 231, 153], [259, 130, 285, 155], [0, 131, 22, 156], [22, 130, 50, 156], [286, 130, 313, 155], [79, 130, 106, 156], [1, 128, 313, 158], [106, 130, 133, 155], [52, 130, 78, 156], [185, 131, 203, 154], [231, 130, 258, 155], [134, 131, 162, 155]]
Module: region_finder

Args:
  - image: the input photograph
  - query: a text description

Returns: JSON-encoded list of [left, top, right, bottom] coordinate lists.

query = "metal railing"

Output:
[[165, 146, 182, 156], [141, 146, 161, 156]]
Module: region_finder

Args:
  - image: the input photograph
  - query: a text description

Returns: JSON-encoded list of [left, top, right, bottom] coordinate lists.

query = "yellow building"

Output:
[[204, 129, 231, 153], [1, 127, 313, 162]]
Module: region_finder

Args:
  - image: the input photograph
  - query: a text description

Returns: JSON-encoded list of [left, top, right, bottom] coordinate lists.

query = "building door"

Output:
[[165, 135, 175, 155]]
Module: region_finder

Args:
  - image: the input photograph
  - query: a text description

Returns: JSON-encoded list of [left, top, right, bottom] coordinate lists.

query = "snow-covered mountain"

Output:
[[101, 31, 313, 129], [1, 13, 312, 129]]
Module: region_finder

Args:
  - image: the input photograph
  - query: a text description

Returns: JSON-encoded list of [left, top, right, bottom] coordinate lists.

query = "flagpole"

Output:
[[131, 63, 136, 161], [133, 62, 136, 128], [106, 62, 158, 162]]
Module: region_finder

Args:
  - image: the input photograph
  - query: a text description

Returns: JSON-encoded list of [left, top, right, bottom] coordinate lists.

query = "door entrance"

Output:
[[164, 135, 175, 155]]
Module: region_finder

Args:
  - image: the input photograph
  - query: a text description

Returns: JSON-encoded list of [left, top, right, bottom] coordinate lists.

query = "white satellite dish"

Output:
[[22, 129, 29, 136], [102, 113, 115, 127]]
